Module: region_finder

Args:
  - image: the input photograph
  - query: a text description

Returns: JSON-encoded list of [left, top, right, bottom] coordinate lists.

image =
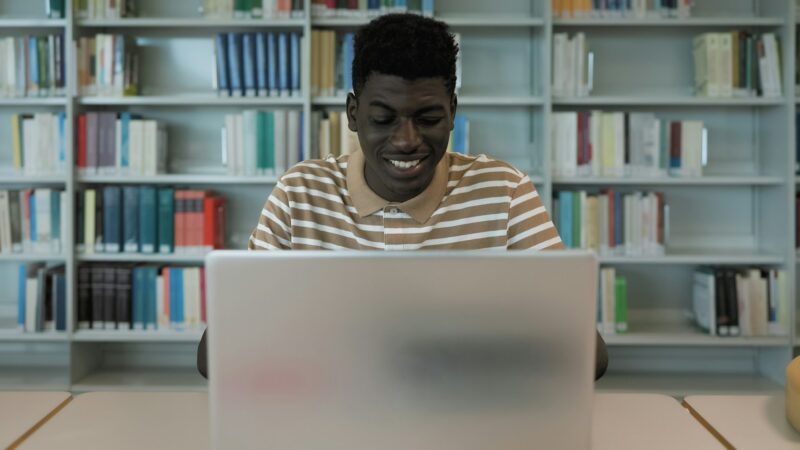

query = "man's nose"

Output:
[[390, 119, 422, 152]]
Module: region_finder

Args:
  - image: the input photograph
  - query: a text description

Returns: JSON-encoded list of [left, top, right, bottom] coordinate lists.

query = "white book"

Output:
[[612, 113, 625, 177], [735, 273, 751, 337], [183, 268, 196, 329], [552, 33, 568, 97], [598, 194, 608, 255], [263, 0, 277, 18], [243, 110, 258, 176], [156, 275, 165, 330], [762, 34, 782, 97], [718, 33, 733, 97], [22, 118, 38, 175], [142, 120, 161, 176], [58, 191, 67, 253], [274, 110, 287, 174], [0, 190, 9, 253], [288, 110, 301, 164], [692, 270, 716, 336], [579, 191, 587, 248], [128, 120, 143, 175], [0, 40, 6, 97], [677, 120, 704, 177], [589, 111, 602, 176], [692, 34, 715, 97], [565, 36, 576, 98], [224, 115, 237, 175], [574, 33, 587, 97], [234, 114, 245, 176], [156, 123, 167, 175], [35, 189, 52, 253], [748, 269, 768, 337], [25, 276, 38, 332]]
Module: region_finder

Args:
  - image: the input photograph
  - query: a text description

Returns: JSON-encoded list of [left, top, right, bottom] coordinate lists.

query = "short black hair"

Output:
[[352, 13, 459, 98]]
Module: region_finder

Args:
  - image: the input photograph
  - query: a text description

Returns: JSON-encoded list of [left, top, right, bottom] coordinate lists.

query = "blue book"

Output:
[[215, 34, 230, 96], [558, 191, 573, 248], [54, 273, 66, 331], [227, 33, 243, 97], [17, 265, 25, 330], [290, 32, 300, 96], [139, 186, 157, 253], [277, 33, 288, 96], [58, 112, 66, 166], [614, 192, 623, 247], [267, 33, 278, 97], [169, 268, 179, 328], [242, 33, 256, 96], [122, 186, 139, 253], [29, 192, 36, 244], [343, 33, 354, 93], [103, 186, 122, 253], [421, 0, 433, 16], [145, 267, 158, 329], [120, 113, 131, 171], [396, 0, 407, 9], [173, 268, 184, 330], [368, 0, 380, 10], [29, 37, 39, 94], [51, 191, 60, 249], [255, 33, 267, 96], [133, 268, 145, 329]]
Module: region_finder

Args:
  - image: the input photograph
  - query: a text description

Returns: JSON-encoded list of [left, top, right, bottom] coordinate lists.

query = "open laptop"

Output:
[[206, 250, 598, 450]]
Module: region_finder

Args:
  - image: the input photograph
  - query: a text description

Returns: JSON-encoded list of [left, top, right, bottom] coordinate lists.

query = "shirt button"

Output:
[[388, 207, 399, 214]]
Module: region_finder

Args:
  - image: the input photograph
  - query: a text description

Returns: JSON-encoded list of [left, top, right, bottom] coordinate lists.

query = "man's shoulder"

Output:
[[279, 155, 350, 189], [446, 153, 529, 185]]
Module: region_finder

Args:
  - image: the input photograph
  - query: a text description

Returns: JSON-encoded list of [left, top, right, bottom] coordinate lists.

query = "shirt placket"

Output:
[[383, 205, 404, 250]]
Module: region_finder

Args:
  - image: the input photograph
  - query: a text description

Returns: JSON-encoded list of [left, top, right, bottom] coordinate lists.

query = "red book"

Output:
[[670, 122, 681, 169], [347, 0, 358, 9], [203, 196, 226, 250], [607, 190, 615, 249], [174, 191, 185, 253], [325, 0, 336, 10], [199, 267, 206, 324], [77, 114, 87, 169], [214, 197, 226, 249], [163, 268, 170, 328], [190, 191, 208, 251], [576, 112, 585, 167], [585, 113, 592, 167]]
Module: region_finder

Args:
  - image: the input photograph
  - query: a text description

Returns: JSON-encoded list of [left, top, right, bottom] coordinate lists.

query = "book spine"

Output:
[[103, 186, 121, 253], [158, 188, 174, 253], [122, 186, 138, 252]]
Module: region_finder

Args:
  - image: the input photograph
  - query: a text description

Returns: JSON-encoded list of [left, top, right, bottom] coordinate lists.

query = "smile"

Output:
[[389, 159, 421, 169]]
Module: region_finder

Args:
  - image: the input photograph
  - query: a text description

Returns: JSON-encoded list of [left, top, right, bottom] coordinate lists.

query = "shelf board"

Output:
[[595, 372, 782, 397], [71, 367, 208, 393], [77, 17, 306, 28], [553, 95, 785, 106], [73, 330, 204, 343], [78, 94, 305, 106], [77, 174, 279, 184], [312, 95, 544, 106], [77, 253, 207, 263], [312, 15, 545, 27], [603, 322, 789, 347], [0, 97, 67, 106], [0, 253, 67, 262], [0, 18, 67, 28], [598, 252, 785, 265], [553, 176, 785, 186], [553, 17, 784, 27], [0, 331, 68, 342], [0, 174, 67, 185]]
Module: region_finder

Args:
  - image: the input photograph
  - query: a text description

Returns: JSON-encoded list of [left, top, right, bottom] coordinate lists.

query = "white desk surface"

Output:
[[592, 393, 723, 450], [684, 394, 800, 450], [0, 391, 71, 450], [16, 392, 210, 450], [12, 391, 728, 450]]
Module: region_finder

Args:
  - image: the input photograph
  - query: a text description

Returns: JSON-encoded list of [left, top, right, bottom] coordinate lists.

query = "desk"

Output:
[[683, 395, 800, 450], [592, 393, 722, 449], [0, 391, 71, 450], [16, 392, 210, 450]]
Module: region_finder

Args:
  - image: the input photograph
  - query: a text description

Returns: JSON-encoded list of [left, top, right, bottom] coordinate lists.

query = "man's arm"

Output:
[[507, 174, 608, 380]]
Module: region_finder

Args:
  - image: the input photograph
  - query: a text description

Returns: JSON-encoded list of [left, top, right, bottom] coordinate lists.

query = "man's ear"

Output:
[[449, 94, 458, 130], [346, 92, 358, 132]]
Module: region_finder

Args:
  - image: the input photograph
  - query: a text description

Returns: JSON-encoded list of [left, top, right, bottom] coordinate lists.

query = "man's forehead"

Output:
[[362, 73, 450, 100]]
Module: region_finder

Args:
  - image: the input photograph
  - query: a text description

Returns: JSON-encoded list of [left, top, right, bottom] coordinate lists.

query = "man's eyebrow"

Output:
[[368, 100, 396, 111], [368, 101, 445, 115]]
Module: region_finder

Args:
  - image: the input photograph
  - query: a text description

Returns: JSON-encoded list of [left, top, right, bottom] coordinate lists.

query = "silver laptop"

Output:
[[207, 250, 598, 450]]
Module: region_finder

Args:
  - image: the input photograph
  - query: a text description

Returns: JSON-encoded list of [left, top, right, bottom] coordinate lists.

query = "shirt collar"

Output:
[[347, 149, 449, 224]]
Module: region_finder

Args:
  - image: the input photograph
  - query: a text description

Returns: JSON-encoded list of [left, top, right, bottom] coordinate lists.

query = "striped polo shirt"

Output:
[[248, 149, 563, 251]]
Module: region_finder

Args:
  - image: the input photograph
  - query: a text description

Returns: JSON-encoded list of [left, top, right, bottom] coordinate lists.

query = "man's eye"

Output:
[[418, 117, 443, 126], [371, 116, 394, 125]]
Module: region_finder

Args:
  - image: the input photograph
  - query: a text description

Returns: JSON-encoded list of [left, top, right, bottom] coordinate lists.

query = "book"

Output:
[[0, 189, 64, 254], [76, 34, 138, 96], [214, 31, 301, 97], [693, 31, 780, 98], [0, 34, 65, 98]]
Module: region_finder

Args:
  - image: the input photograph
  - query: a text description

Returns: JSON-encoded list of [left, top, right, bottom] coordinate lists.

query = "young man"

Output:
[[198, 13, 607, 378]]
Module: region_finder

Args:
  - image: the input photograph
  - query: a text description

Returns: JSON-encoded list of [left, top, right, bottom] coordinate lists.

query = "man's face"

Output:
[[346, 74, 456, 203]]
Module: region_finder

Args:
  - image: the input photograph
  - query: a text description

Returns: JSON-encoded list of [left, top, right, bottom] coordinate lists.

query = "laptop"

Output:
[[206, 250, 598, 450]]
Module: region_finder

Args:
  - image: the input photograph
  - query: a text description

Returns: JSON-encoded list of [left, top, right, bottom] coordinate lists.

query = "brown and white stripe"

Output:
[[248, 150, 563, 251]]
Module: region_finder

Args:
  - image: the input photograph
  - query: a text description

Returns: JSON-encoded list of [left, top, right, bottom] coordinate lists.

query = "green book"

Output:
[[265, 111, 275, 173], [139, 186, 157, 253], [407, 0, 421, 12], [48, 0, 65, 18], [234, 0, 249, 18], [256, 111, 267, 173], [615, 277, 628, 333], [572, 192, 581, 249], [38, 37, 49, 94], [359, 0, 368, 11], [157, 188, 174, 254]]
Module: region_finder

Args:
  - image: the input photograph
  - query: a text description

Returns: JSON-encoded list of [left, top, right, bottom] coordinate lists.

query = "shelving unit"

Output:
[[0, 0, 796, 393]]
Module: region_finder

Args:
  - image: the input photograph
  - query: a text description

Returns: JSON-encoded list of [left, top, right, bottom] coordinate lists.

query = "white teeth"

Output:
[[389, 159, 421, 169]]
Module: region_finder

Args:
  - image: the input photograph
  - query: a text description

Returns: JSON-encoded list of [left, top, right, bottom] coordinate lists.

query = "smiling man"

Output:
[[198, 13, 607, 378]]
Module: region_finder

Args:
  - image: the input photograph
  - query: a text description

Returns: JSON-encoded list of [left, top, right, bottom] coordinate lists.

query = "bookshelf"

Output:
[[0, 0, 796, 394]]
